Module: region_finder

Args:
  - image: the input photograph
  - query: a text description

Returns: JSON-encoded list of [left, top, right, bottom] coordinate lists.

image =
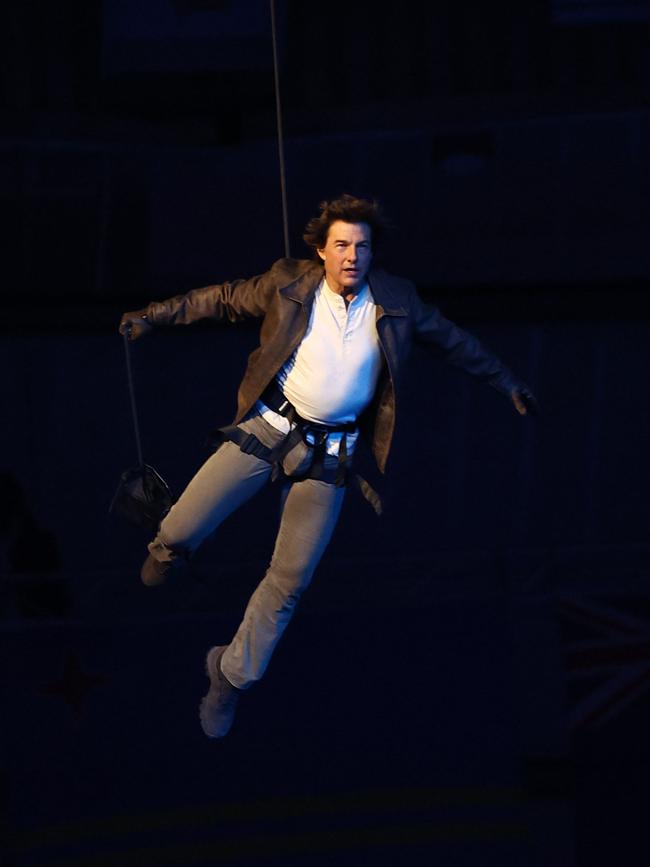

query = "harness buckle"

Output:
[[304, 426, 329, 448]]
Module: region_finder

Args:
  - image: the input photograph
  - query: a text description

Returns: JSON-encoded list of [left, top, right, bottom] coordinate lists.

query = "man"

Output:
[[119, 194, 538, 739]]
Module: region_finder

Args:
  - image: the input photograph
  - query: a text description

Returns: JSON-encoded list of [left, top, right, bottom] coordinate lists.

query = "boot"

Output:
[[140, 552, 186, 586], [199, 645, 242, 738]]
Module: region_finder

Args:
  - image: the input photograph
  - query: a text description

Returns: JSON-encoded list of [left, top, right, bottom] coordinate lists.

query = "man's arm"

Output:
[[412, 294, 539, 416], [119, 270, 276, 340]]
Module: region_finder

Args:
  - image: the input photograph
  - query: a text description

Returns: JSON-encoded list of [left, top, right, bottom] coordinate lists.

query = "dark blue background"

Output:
[[2, 3, 649, 865]]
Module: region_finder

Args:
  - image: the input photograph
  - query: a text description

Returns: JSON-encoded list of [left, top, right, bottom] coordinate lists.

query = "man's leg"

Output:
[[144, 414, 284, 580], [220, 470, 346, 689]]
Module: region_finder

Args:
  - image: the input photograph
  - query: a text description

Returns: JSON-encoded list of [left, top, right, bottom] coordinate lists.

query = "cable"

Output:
[[270, 0, 291, 258], [122, 331, 144, 469]]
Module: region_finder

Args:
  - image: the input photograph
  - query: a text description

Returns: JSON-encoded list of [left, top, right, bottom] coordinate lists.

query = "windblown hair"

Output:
[[302, 194, 389, 256]]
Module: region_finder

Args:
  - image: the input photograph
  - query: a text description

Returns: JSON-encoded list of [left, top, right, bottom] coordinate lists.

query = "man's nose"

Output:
[[347, 246, 357, 261]]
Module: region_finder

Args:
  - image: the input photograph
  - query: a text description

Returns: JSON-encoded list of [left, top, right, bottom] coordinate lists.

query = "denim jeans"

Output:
[[147, 411, 346, 688]]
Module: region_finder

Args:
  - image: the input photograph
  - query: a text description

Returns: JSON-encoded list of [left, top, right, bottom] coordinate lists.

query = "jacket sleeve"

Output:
[[144, 270, 276, 327], [412, 294, 525, 396]]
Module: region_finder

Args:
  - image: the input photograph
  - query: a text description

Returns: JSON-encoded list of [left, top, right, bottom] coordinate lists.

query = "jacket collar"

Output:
[[279, 261, 324, 306], [368, 269, 408, 316]]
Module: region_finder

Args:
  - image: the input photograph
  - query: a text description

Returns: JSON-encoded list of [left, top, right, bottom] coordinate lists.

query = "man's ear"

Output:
[[317, 248, 326, 262]]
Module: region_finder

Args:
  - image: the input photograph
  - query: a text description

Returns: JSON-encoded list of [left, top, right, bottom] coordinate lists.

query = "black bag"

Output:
[[110, 463, 173, 531]]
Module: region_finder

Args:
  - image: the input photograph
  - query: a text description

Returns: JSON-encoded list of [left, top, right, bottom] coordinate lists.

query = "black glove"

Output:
[[511, 387, 540, 416], [119, 309, 153, 341]]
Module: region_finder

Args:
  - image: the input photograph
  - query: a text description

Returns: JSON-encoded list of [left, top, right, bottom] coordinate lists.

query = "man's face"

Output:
[[317, 220, 373, 296]]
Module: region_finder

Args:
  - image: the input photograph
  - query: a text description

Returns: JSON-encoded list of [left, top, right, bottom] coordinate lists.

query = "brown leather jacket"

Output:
[[145, 258, 524, 505]]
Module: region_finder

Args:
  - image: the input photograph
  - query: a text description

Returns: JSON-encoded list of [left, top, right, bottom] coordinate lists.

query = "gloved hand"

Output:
[[511, 387, 540, 416], [119, 308, 153, 341]]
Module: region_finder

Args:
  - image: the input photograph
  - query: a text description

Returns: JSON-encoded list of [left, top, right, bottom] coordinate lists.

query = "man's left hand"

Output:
[[512, 388, 540, 416]]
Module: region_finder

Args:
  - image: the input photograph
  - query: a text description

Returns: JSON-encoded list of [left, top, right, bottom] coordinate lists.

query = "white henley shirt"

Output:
[[255, 278, 382, 456]]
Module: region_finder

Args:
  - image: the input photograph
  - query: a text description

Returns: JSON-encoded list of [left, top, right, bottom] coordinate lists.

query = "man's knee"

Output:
[[265, 562, 315, 607]]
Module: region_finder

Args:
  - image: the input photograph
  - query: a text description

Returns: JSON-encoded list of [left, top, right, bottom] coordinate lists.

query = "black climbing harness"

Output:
[[215, 380, 357, 488]]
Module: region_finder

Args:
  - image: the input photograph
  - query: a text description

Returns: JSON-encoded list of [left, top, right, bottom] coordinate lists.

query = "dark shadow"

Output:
[[0, 471, 68, 618]]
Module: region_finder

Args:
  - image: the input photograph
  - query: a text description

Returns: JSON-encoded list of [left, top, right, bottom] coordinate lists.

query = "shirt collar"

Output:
[[322, 277, 370, 305]]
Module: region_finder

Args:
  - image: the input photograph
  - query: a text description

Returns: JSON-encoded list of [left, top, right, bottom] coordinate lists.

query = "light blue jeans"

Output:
[[147, 411, 346, 688]]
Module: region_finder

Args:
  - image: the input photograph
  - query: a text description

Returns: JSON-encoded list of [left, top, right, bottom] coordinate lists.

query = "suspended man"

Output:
[[119, 194, 538, 739]]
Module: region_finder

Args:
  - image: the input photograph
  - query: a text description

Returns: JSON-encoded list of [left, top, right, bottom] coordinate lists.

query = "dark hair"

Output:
[[302, 194, 389, 255]]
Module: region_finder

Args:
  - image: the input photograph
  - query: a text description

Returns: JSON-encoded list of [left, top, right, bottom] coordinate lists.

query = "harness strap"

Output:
[[216, 424, 297, 464], [209, 425, 383, 515], [219, 422, 343, 485], [260, 380, 356, 486], [217, 381, 357, 487], [261, 381, 357, 432]]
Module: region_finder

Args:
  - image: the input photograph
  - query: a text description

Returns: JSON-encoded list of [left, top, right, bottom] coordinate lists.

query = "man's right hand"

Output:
[[119, 309, 153, 341]]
